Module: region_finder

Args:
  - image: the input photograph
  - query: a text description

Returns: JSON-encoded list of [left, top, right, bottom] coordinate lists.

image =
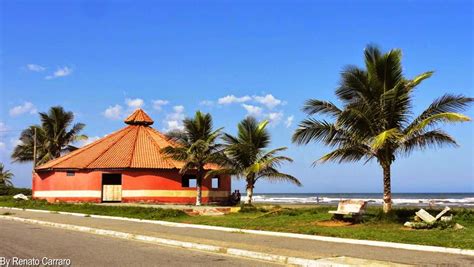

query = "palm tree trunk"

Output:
[[245, 183, 254, 205], [195, 176, 202, 206], [382, 163, 392, 213]]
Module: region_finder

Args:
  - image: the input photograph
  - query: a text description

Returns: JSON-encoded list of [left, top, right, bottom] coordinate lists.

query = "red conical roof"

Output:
[[36, 109, 219, 171]]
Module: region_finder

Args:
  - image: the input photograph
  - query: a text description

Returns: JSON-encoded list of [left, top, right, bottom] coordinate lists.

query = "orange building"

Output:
[[33, 109, 231, 204]]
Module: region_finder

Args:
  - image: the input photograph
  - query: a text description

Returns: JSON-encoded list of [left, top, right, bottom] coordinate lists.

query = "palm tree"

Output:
[[161, 111, 225, 206], [0, 163, 14, 188], [210, 117, 301, 205], [12, 106, 87, 166], [292, 45, 472, 213]]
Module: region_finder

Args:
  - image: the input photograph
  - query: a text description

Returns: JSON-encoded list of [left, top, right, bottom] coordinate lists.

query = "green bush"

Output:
[[0, 197, 187, 220], [453, 208, 474, 221], [239, 204, 268, 213], [0, 186, 32, 196]]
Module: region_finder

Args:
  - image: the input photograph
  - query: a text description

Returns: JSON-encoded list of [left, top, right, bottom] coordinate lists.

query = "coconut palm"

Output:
[[12, 106, 87, 166], [0, 163, 14, 187], [161, 111, 225, 206], [209, 117, 301, 204], [292, 45, 472, 213]]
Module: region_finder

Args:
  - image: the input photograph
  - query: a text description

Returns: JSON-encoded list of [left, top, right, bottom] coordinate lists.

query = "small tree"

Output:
[[292, 45, 472, 213], [210, 117, 301, 204], [0, 163, 14, 188], [12, 106, 87, 166], [161, 111, 225, 206]]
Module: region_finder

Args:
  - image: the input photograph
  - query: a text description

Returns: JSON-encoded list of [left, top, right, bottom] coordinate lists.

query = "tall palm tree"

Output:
[[292, 45, 472, 213], [0, 163, 14, 188], [161, 111, 225, 206], [210, 117, 301, 204], [12, 106, 87, 166]]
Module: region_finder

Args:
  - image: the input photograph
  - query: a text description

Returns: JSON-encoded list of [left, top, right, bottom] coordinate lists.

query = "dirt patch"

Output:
[[314, 220, 354, 227]]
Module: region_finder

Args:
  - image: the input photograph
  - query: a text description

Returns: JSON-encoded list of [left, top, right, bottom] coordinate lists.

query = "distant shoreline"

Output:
[[245, 192, 474, 208]]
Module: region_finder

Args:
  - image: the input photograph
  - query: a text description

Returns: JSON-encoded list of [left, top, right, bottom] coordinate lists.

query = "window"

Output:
[[211, 177, 220, 189], [66, 171, 75, 177], [182, 175, 197, 188]]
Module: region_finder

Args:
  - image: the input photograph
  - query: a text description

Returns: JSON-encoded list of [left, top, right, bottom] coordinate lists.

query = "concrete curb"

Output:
[[0, 215, 347, 267], [2, 206, 473, 257]]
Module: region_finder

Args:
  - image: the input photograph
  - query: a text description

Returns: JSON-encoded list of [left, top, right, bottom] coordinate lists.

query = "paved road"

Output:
[[0, 220, 279, 267], [2, 208, 472, 266]]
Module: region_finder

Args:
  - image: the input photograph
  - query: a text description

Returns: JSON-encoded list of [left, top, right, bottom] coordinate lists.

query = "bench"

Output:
[[328, 200, 368, 222]]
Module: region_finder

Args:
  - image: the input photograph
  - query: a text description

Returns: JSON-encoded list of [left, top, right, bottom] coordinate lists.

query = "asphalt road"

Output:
[[0, 220, 280, 267]]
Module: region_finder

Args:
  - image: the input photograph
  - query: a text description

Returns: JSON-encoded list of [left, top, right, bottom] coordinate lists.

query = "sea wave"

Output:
[[251, 195, 474, 207]]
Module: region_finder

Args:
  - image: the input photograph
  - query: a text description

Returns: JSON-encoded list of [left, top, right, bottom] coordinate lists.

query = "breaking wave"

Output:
[[250, 194, 474, 207]]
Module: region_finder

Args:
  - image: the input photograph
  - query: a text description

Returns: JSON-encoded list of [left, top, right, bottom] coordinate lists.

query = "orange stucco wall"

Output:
[[33, 169, 231, 204]]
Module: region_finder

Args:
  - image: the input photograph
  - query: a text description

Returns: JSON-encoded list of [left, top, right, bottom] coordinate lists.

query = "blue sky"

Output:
[[1, 0, 472, 193]]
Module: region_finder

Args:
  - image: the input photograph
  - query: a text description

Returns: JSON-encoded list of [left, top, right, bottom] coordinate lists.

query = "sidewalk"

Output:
[[1, 208, 472, 266]]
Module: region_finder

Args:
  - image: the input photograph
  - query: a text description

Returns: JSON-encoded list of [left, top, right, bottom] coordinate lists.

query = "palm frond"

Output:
[[407, 71, 434, 90], [302, 99, 342, 117], [401, 129, 458, 155], [318, 146, 372, 164], [406, 112, 471, 136], [161, 146, 189, 161], [371, 128, 403, 150], [204, 168, 240, 179], [336, 66, 371, 103], [406, 95, 473, 134], [292, 119, 338, 145], [257, 168, 302, 186]]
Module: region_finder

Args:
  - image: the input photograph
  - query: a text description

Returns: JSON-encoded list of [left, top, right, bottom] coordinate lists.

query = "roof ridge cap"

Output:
[[128, 125, 141, 167]]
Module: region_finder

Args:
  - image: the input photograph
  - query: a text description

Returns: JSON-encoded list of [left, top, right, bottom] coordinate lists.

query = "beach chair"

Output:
[[328, 200, 368, 222]]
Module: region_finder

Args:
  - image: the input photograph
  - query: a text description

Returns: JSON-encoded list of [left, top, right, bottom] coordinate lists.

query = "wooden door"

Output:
[[102, 173, 122, 202], [102, 185, 122, 202]]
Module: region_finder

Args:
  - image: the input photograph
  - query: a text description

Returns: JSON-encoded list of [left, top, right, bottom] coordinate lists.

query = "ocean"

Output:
[[249, 193, 474, 207]]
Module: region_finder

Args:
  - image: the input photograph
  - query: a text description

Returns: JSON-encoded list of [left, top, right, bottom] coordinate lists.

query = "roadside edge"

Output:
[[0, 215, 402, 267], [1, 206, 473, 257]]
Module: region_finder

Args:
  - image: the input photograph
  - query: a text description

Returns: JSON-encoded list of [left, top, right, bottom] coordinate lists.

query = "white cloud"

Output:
[[218, 95, 252, 105], [164, 121, 183, 132], [254, 94, 283, 109], [173, 105, 185, 113], [125, 98, 144, 109], [285, 115, 294, 128], [9, 102, 37, 117], [78, 136, 101, 147], [26, 64, 46, 72], [216, 94, 285, 110], [45, 66, 73, 80], [199, 100, 214, 106], [242, 104, 263, 117], [103, 104, 123, 120], [0, 142, 5, 151], [163, 105, 186, 132], [103, 98, 150, 120], [267, 112, 284, 125], [10, 138, 23, 147], [152, 99, 169, 111], [0, 122, 7, 132]]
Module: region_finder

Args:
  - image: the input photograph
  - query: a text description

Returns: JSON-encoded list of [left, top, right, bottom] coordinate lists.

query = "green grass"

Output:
[[1, 197, 472, 249], [0, 197, 186, 220], [174, 205, 474, 249]]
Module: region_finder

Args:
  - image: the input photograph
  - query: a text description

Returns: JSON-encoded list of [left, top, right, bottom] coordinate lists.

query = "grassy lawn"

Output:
[[1, 197, 473, 249]]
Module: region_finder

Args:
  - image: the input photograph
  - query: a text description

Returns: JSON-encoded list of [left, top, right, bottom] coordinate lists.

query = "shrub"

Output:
[[239, 204, 268, 213], [0, 186, 32, 196]]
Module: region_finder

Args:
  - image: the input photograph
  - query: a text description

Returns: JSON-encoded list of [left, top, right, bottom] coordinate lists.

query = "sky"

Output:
[[0, 0, 473, 193]]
